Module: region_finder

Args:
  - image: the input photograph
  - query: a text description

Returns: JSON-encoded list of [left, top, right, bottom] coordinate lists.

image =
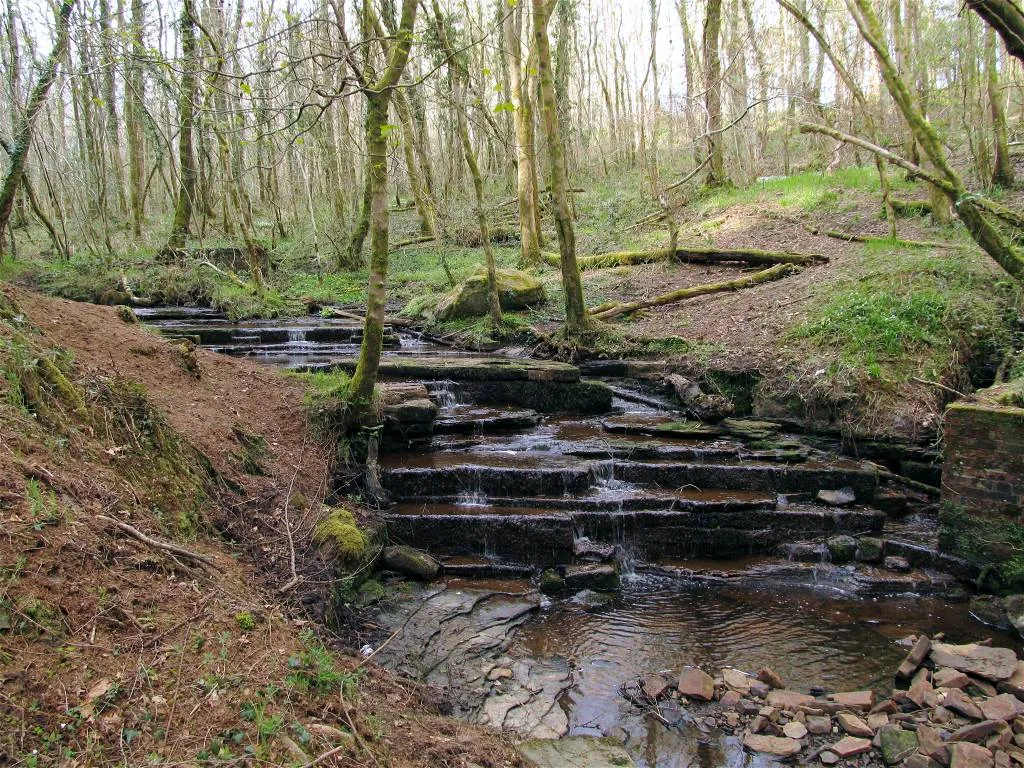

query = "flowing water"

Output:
[[139, 308, 1013, 767]]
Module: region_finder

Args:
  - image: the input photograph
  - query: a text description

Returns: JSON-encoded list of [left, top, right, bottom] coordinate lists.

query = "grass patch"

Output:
[[792, 247, 1020, 380]]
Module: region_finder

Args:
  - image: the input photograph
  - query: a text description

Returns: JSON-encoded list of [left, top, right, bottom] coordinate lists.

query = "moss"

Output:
[[313, 507, 368, 567], [231, 425, 270, 476], [115, 305, 139, 324], [940, 502, 1024, 593]]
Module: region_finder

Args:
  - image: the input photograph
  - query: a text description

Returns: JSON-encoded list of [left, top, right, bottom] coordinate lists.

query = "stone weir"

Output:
[[370, 355, 897, 574]]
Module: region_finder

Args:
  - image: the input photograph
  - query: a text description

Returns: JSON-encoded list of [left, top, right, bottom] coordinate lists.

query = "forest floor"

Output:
[[4, 167, 1023, 440], [0, 285, 524, 767]]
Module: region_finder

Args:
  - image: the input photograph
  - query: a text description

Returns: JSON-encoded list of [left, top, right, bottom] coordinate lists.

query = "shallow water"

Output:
[[511, 574, 1020, 767]]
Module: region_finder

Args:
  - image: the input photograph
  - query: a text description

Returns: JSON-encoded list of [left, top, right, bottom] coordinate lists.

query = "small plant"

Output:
[[284, 631, 359, 695], [26, 479, 63, 531], [234, 611, 256, 631]]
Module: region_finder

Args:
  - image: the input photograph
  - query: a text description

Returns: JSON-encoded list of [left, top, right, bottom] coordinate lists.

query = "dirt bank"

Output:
[[0, 285, 522, 766]]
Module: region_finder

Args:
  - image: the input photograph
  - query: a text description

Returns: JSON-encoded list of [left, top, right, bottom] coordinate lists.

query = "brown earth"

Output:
[[0, 285, 524, 767]]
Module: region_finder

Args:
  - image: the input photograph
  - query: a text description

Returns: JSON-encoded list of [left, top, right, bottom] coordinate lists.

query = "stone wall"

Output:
[[940, 388, 1024, 590], [943, 400, 1024, 516]]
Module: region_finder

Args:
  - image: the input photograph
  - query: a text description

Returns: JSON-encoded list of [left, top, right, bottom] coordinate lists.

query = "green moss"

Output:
[[940, 502, 1024, 593], [230, 425, 270, 476], [313, 508, 368, 566]]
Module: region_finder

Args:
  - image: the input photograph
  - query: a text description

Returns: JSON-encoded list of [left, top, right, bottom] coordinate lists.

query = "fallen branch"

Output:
[[389, 234, 435, 251], [591, 263, 800, 320], [545, 245, 825, 272], [96, 514, 225, 572], [888, 197, 932, 217], [770, 213, 965, 250], [196, 259, 250, 291]]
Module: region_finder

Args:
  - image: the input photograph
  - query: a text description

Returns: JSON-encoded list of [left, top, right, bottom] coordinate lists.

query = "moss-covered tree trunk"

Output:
[[348, 0, 419, 408], [0, 0, 76, 253], [533, 0, 590, 334], [986, 28, 1015, 187], [167, 0, 198, 250], [504, 2, 542, 267]]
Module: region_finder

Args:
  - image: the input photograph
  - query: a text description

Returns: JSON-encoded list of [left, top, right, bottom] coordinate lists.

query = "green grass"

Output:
[[791, 246, 1021, 383]]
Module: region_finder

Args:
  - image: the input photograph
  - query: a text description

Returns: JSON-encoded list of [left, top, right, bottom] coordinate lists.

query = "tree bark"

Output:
[[534, 0, 590, 334], [702, 0, 728, 186], [0, 0, 76, 253], [166, 0, 198, 250], [986, 28, 1015, 187]]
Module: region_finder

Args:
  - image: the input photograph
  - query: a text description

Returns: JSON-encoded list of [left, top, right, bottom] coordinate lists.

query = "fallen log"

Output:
[[544, 246, 825, 271], [590, 263, 801, 320], [888, 197, 932, 217], [767, 212, 964, 250], [389, 234, 435, 251]]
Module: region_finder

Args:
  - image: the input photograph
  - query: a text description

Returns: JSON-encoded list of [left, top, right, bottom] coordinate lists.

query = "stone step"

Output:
[[434, 406, 542, 434], [319, 355, 582, 382], [383, 504, 885, 565], [389, 489, 776, 513], [439, 556, 535, 579]]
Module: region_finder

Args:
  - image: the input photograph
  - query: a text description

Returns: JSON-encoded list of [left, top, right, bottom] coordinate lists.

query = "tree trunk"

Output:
[[348, 0, 419, 408], [167, 0, 198, 250], [533, 0, 590, 334], [987, 28, 1015, 187], [0, 0, 76, 253], [702, 0, 728, 186], [504, 1, 542, 267]]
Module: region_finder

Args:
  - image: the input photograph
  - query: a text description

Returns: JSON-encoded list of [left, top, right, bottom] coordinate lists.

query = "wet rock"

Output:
[[885, 556, 913, 573], [981, 696, 1024, 722], [784, 721, 808, 739], [666, 375, 735, 423], [827, 535, 858, 564], [487, 667, 514, 681], [879, 725, 919, 765], [898, 636, 935, 679], [642, 675, 670, 701], [837, 712, 874, 737], [564, 564, 619, 592], [949, 742, 995, 768], [723, 668, 754, 694], [517, 736, 635, 768], [829, 736, 873, 758], [806, 716, 833, 735], [972, 597, 1013, 633], [573, 537, 616, 562], [820, 750, 840, 765], [571, 590, 616, 609], [818, 487, 857, 507], [749, 681, 771, 698], [856, 537, 885, 564], [874, 488, 910, 515], [945, 689, 986, 720], [678, 667, 715, 702], [539, 569, 565, 594], [778, 543, 828, 562], [354, 579, 386, 608], [931, 644, 1019, 682], [742, 733, 803, 757], [767, 690, 815, 710], [997, 663, 1024, 700], [435, 269, 546, 321], [758, 667, 786, 690], [828, 691, 875, 711], [382, 546, 440, 580]]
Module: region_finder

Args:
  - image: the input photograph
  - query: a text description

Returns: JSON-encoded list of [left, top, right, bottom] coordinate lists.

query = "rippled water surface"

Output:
[[511, 575, 1019, 768]]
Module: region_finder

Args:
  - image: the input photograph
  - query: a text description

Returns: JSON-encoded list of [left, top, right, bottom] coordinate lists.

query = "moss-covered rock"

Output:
[[827, 535, 858, 564], [314, 507, 369, 567], [435, 269, 546, 321], [540, 568, 566, 594], [382, 545, 439, 580], [855, 537, 884, 563]]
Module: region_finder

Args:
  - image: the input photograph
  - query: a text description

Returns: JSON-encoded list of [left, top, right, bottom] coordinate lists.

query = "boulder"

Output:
[[678, 667, 715, 702], [564, 564, 619, 592], [382, 546, 440, 580], [1004, 595, 1024, 639], [878, 725, 919, 765], [856, 537, 885, 563], [898, 635, 934, 678], [642, 675, 671, 701], [435, 269, 546, 321], [539, 569, 566, 594], [723, 668, 754, 694], [758, 667, 786, 690], [806, 715, 833, 735], [818, 487, 857, 507], [936, 668, 972, 689], [932, 644, 1019, 682], [828, 691, 875, 711], [827, 535, 858, 564], [742, 733, 802, 757], [945, 689, 986, 720]]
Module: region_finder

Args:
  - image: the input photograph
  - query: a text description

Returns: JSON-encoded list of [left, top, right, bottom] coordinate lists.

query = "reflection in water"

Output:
[[512, 576, 1019, 768]]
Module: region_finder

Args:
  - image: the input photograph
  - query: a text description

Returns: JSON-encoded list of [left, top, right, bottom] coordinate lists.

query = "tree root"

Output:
[[590, 263, 800, 320]]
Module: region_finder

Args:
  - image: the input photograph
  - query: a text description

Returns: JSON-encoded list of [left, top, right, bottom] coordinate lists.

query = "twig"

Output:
[[301, 744, 348, 768], [911, 376, 966, 398], [96, 514, 225, 572]]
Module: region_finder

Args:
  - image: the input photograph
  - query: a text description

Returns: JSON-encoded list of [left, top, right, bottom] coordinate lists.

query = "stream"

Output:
[[139, 307, 1019, 768]]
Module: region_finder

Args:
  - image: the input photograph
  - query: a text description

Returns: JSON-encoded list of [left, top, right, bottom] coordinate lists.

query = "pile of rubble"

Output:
[[631, 636, 1024, 766]]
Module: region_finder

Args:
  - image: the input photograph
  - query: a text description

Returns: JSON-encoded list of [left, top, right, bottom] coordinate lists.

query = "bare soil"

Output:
[[0, 286, 523, 767]]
